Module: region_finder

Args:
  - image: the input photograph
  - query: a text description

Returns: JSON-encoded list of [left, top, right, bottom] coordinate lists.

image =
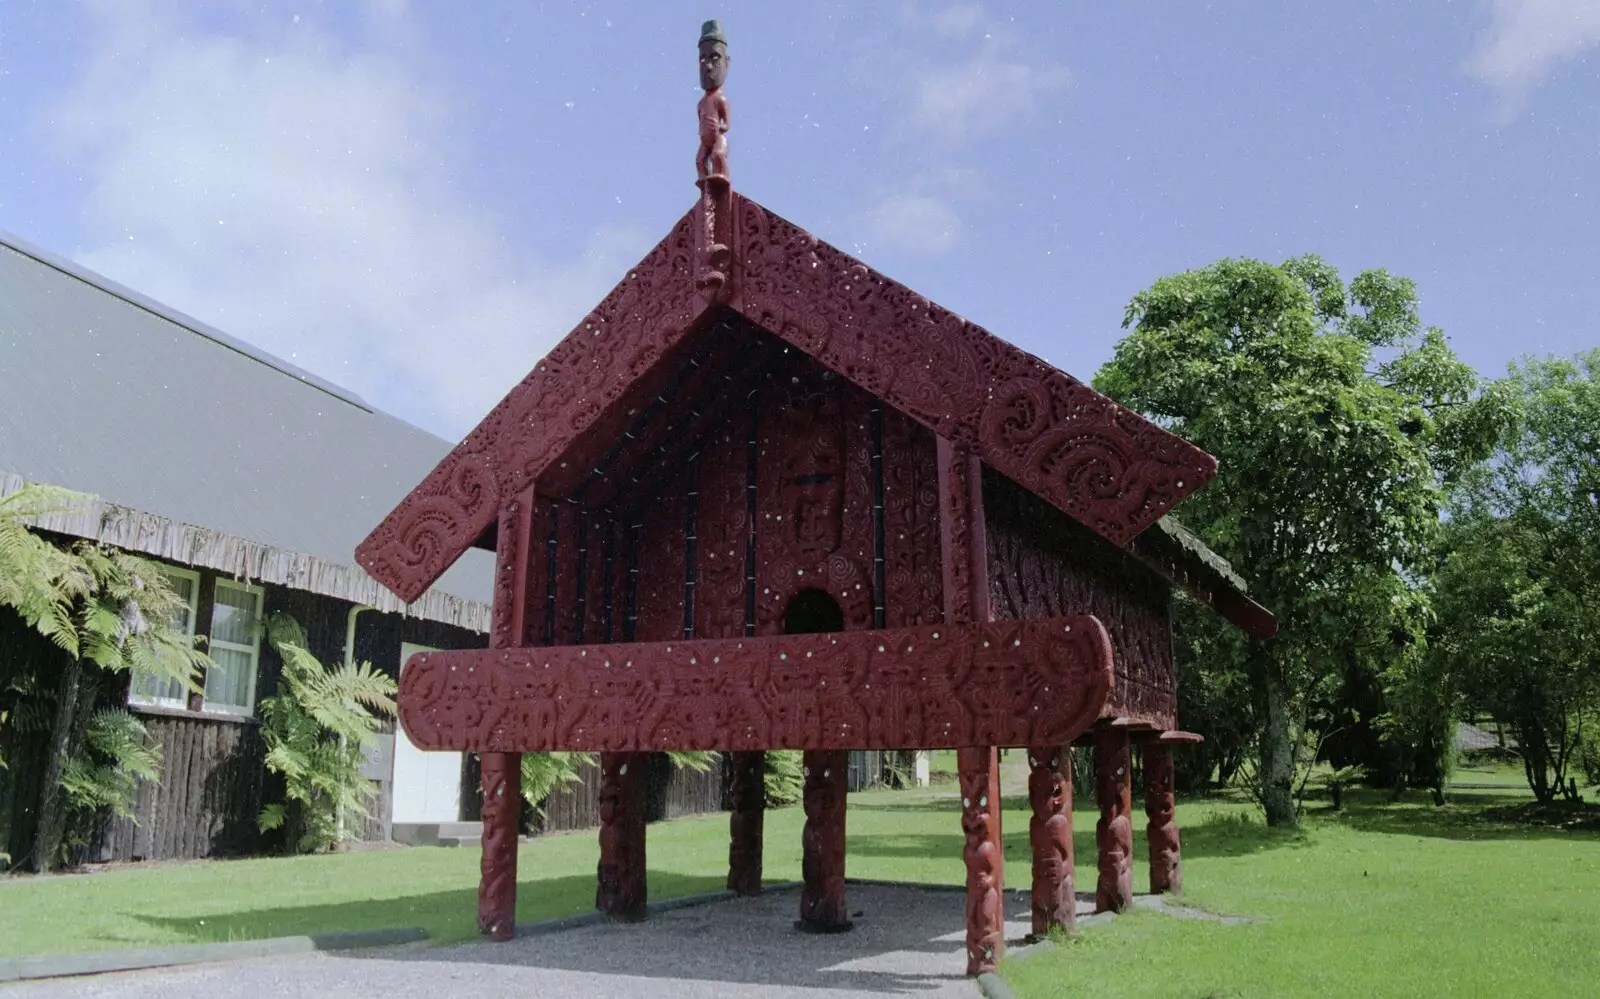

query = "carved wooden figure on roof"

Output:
[[357, 18, 1277, 979]]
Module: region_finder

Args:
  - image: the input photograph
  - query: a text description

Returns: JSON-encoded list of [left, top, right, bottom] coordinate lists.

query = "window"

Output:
[[128, 567, 200, 709], [203, 579, 263, 716]]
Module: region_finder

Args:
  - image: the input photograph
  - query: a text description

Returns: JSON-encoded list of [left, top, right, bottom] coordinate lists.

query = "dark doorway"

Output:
[[783, 588, 844, 635]]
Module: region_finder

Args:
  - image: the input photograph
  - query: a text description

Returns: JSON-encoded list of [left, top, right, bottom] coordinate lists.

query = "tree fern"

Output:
[[519, 751, 594, 816], [59, 708, 161, 817], [0, 484, 93, 655], [258, 613, 397, 853], [764, 749, 804, 807]]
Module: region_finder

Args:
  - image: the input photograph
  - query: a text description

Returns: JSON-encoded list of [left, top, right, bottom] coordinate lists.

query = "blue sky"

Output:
[[1, 1, 1596, 441]]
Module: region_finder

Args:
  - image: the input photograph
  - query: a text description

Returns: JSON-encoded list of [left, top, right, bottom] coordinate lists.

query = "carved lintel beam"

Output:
[[398, 616, 1113, 754], [1027, 745, 1075, 939]]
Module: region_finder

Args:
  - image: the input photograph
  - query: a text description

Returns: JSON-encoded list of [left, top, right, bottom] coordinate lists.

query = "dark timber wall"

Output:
[[982, 469, 1178, 730]]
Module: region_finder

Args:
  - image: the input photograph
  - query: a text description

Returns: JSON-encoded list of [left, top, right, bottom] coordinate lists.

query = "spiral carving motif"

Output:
[[357, 209, 701, 604], [736, 195, 1215, 551]]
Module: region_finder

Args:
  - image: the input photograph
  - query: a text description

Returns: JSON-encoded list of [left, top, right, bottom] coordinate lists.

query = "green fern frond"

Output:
[[665, 750, 718, 774]]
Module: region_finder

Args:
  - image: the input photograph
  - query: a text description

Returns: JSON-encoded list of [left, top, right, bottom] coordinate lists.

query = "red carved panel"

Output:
[[959, 746, 1003, 975], [552, 503, 582, 647], [1027, 745, 1075, 938], [985, 471, 1177, 730], [695, 423, 750, 641], [633, 473, 687, 643], [397, 616, 1113, 753], [520, 499, 555, 647], [754, 357, 877, 635], [357, 211, 703, 604], [736, 195, 1215, 551], [1094, 727, 1134, 914], [938, 439, 987, 626], [882, 410, 943, 628], [798, 749, 850, 930], [1145, 743, 1182, 894]]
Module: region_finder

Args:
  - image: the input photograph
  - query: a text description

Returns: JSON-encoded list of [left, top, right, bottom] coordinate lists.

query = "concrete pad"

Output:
[[0, 884, 1063, 999]]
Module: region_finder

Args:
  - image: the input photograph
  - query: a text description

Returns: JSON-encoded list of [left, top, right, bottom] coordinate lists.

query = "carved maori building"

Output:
[[357, 20, 1275, 977]]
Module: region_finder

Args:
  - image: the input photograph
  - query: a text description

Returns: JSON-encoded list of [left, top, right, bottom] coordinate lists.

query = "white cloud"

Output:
[[900, 4, 1069, 147], [49, 2, 647, 441], [1466, 0, 1600, 119], [865, 194, 963, 255], [911, 41, 1070, 147]]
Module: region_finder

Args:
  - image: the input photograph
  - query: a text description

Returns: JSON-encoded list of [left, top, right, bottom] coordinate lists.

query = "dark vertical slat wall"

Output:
[[82, 566, 486, 862]]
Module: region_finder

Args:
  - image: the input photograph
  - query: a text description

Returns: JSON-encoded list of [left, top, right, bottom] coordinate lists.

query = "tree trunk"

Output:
[[1260, 672, 1298, 827], [28, 652, 82, 873]]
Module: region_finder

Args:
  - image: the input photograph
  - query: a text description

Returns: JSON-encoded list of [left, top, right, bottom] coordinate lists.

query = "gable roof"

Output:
[[358, 193, 1218, 610], [0, 229, 493, 629]]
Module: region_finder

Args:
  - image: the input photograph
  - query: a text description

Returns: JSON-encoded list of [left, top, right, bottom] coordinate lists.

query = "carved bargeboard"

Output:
[[398, 616, 1114, 753]]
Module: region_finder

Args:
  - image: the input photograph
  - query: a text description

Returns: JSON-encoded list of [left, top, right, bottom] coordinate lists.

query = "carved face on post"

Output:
[[699, 40, 729, 91]]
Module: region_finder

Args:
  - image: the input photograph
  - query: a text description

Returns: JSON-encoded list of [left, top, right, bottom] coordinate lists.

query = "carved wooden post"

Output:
[[798, 749, 851, 931], [596, 751, 648, 920], [938, 437, 1005, 975], [477, 752, 521, 940], [1145, 742, 1182, 894], [1094, 727, 1133, 913], [1027, 745, 1075, 938], [727, 750, 765, 896], [478, 494, 533, 941]]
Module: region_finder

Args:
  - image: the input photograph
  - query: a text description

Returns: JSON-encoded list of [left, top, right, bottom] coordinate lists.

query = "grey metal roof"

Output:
[[0, 229, 492, 628]]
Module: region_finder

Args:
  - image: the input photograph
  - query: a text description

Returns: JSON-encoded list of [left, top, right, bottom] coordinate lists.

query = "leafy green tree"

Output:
[[259, 613, 397, 853], [1096, 256, 1502, 824], [1436, 351, 1600, 802]]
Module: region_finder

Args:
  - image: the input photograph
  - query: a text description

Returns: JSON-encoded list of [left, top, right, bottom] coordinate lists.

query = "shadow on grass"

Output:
[[130, 872, 725, 948], [1326, 790, 1600, 842]]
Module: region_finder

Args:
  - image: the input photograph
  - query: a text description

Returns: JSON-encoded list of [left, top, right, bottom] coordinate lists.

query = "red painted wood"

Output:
[[357, 193, 1217, 608], [797, 749, 850, 931], [1027, 745, 1076, 938], [1145, 742, 1182, 894], [1094, 726, 1134, 914], [397, 616, 1112, 754], [958, 745, 1004, 974], [479, 492, 531, 941], [726, 750, 764, 896], [596, 751, 648, 920]]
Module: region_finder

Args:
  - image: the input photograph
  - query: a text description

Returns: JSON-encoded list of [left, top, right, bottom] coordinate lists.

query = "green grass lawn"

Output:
[[3, 766, 1598, 999], [1001, 773, 1600, 999]]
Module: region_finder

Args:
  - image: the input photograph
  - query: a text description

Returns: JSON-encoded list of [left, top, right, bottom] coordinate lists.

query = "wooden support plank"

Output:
[[797, 749, 850, 932], [1026, 745, 1075, 938]]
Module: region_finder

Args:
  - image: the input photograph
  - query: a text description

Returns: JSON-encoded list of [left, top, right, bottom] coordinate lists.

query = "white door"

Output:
[[390, 643, 463, 823]]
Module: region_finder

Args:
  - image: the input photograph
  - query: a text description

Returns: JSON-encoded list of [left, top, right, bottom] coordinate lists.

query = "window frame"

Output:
[[127, 565, 201, 710], [202, 578, 265, 717]]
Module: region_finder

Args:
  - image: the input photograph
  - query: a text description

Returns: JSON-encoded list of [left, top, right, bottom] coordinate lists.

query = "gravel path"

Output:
[[0, 884, 1060, 999]]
